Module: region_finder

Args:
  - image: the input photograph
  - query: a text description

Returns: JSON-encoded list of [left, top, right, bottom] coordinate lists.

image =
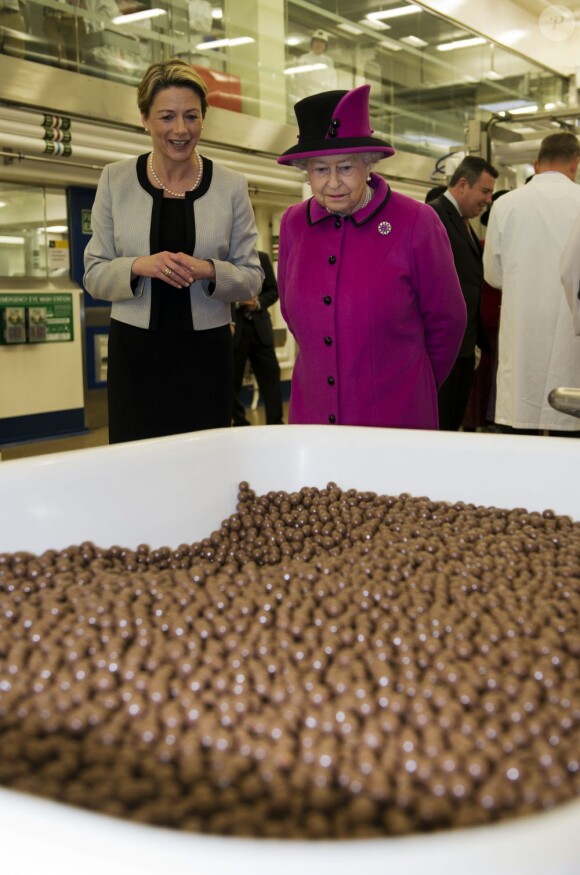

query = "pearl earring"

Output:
[[367, 174, 372, 183]]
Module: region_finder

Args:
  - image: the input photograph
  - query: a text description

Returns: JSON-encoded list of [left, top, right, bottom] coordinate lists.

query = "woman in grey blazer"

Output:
[[84, 59, 263, 444]]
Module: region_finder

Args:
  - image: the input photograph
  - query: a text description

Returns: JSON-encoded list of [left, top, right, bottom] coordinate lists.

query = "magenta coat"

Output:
[[278, 175, 466, 429]]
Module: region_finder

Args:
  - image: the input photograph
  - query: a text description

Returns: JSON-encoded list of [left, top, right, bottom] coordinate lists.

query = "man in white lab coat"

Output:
[[483, 131, 580, 434], [560, 209, 580, 334], [288, 29, 337, 107]]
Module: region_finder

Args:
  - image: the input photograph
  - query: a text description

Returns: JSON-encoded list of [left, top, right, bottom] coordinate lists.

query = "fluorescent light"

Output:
[[111, 7, 166, 24], [195, 36, 254, 49], [367, 4, 421, 21], [400, 34, 428, 47], [0, 201, 6, 208], [228, 36, 254, 47], [0, 235, 25, 244], [478, 99, 538, 113], [484, 70, 504, 80], [211, 7, 223, 19], [360, 18, 391, 31], [379, 37, 403, 51], [45, 225, 68, 233], [284, 63, 327, 75], [338, 22, 364, 36], [436, 36, 486, 51], [286, 35, 304, 46], [510, 104, 538, 115]]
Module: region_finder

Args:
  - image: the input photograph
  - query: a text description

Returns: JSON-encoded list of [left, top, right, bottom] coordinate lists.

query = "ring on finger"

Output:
[[164, 267, 172, 277]]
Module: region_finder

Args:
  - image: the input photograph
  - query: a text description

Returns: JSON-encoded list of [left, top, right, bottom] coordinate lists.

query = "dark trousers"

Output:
[[233, 322, 283, 425], [437, 354, 475, 431]]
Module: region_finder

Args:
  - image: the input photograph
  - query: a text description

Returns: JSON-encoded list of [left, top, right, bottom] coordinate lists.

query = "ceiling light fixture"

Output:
[[284, 63, 327, 75], [436, 36, 486, 51], [211, 7, 223, 19], [338, 22, 364, 35], [379, 37, 403, 51], [195, 36, 254, 49], [112, 8, 166, 24], [478, 99, 537, 113], [400, 34, 428, 47], [361, 19, 391, 30], [367, 4, 421, 21], [510, 104, 538, 115]]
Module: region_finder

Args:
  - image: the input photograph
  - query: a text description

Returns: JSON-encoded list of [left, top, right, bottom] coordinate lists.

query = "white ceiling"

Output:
[[416, 0, 580, 75]]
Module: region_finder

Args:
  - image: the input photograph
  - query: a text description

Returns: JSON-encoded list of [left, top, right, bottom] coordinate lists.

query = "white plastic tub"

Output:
[[0, 425, 579, 875]]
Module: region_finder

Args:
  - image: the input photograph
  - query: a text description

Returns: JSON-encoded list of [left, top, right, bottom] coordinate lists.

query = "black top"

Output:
[[155, 198, 191, 332], [136, 151, 213, 332]]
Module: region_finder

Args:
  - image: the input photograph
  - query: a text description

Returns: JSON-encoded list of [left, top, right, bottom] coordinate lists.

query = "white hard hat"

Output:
[[311, 29, 330, 43]]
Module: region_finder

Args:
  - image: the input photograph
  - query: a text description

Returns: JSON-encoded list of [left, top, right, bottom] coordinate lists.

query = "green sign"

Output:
[[81, 209, 92, 235], [0, 293, 74, 344]]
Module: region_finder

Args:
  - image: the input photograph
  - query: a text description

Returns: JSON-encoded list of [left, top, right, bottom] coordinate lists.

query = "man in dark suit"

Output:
[[232, 250, 284, 425], [429, 156, 498, 430]]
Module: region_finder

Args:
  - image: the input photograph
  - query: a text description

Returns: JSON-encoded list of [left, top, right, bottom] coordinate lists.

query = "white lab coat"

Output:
[[288, 50, 337, 105], [483, 172, 580, 431], [560, 209, 580, 334]]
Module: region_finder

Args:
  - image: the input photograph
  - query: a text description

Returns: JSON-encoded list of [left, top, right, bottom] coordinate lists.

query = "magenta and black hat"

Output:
[[277, 84, 395, 165]]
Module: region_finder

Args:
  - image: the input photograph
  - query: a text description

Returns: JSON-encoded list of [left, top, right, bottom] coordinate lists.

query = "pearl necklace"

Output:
[[325, 184, 374, 216], [149, 149, 203, 198], [358, 184, 374, 210]]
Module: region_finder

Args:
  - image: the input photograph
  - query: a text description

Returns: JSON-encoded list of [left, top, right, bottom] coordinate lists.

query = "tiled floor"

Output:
[[0, 426, 110, 462]]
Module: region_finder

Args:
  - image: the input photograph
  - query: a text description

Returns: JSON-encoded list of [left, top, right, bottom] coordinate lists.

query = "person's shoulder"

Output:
[[282, 200, 309, 223], [491, 186, 524, 215], [100, 156, 140, 188], [424, 193, 449, 214], [390, 190, 445, 222], [105, 156, 139, 175], [387, 189, 423, 210], [210, 161, 245, 185]]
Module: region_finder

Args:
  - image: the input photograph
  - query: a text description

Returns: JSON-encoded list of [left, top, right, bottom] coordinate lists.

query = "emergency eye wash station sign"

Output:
[[0, 289, 84, 445], [0, 293, 74, 345]]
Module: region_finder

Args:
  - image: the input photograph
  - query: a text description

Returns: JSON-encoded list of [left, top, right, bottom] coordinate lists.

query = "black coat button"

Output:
[[329, 256, 336, 264], [323, 295, 332, 305], [324, 336, 332, 346], [334, 219, 341, 229], [327, 376, 335, 385], [329, 414, 336, 423]]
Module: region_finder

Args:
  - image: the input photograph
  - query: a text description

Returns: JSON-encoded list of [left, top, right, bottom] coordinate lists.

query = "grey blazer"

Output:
[[83, 154, 263, 330]]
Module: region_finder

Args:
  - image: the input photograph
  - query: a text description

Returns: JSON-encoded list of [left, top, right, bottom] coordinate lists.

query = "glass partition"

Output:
[[2, 1, 568, 161], [0, 184, 68, 279]]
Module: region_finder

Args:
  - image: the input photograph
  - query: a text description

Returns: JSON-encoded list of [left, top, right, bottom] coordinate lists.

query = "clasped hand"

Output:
[[131, 251, 215, 288]]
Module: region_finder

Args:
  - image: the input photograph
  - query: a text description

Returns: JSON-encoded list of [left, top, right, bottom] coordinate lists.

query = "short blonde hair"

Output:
[[138, 59, 209, 119]]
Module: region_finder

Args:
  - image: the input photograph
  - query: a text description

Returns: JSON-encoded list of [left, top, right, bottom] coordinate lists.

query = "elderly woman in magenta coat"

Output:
[[277, 85, 466, 429]]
